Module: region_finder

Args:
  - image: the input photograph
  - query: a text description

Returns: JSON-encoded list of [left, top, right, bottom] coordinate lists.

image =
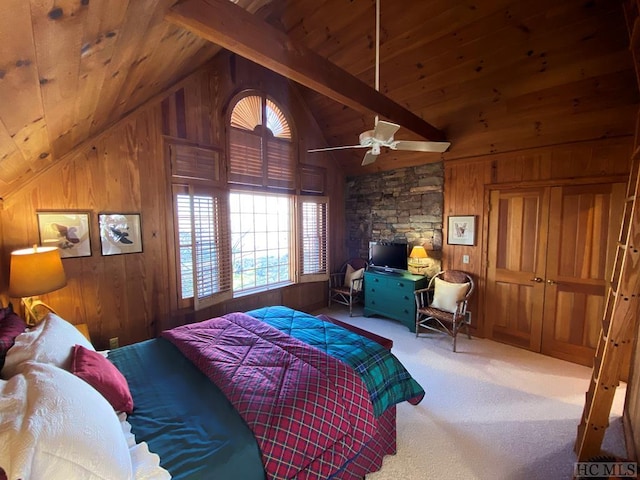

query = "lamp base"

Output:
[[21, 297, 58, 326]]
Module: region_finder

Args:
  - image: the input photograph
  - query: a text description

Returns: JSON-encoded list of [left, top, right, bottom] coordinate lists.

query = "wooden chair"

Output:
[[414, 270, 474, 352], [328, 258, 368, 316]]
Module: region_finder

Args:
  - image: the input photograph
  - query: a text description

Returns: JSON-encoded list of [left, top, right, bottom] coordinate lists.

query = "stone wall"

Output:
[[345, 162, 443, 277]]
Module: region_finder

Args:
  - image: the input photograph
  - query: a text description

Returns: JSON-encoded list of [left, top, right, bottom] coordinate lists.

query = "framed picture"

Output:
[[37, 211, 92, 258], [99, 213, 143, 256], [447, 215, 476, 246]]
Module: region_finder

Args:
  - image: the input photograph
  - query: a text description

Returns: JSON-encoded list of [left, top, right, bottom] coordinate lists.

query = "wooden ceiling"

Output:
[[0, 0, 635, 199]]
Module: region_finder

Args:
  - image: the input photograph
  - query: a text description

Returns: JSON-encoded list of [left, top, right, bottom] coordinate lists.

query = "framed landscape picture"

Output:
[[37, 211, 92, 258], [447, 215, 476, 246]]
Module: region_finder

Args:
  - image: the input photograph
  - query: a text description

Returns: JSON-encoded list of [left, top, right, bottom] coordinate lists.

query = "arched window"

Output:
[[228, 92, 295, 190]]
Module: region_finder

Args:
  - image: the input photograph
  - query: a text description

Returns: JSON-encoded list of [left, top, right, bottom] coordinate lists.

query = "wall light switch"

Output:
[[462, 254, 470, 264]]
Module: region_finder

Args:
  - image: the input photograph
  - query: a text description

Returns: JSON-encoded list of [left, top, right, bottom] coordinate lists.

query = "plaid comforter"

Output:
[[162, 312, 377, 480], [247, 306, 425, 417]]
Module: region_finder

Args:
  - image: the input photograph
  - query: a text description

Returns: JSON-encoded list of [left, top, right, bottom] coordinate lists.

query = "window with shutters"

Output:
[[226, 91, 328, 294], [170, 92, 329, 309], [228, 92, 296, 190]]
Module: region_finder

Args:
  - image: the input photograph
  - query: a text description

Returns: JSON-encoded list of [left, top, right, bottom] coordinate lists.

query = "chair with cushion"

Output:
[[328, 258, 368, 316], [414, 270, 474, 352]]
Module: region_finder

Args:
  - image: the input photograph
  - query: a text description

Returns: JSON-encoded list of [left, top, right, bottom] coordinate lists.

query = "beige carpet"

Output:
[[315, 305, 627, 480]]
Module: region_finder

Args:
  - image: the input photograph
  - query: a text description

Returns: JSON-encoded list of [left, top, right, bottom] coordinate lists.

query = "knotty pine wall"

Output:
[[0, 54, 346, 349]]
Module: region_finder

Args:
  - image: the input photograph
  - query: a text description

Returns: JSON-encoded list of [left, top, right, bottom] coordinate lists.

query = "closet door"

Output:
[[486, 188, 550, 351], [541, 184, 625, 366]]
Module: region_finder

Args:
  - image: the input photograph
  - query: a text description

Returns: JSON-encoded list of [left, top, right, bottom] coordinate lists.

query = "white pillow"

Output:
[[0, 362, 132, 480], [2, 313, 95, 379], [344, 264, 365, 292], [430, 277, 470, 314]]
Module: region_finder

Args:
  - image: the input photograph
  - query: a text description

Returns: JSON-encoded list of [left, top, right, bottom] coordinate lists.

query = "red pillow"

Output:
[[0, 305, 27, 369], [71, 345, 134, 414]]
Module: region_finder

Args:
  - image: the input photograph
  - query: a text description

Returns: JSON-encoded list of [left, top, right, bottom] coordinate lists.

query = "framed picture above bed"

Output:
[[37, 211, 92, 258], [98, 213, 143, 256], [447, 215, 476, 246]]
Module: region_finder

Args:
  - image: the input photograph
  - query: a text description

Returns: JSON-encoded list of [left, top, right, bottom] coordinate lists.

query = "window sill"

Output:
[[232, 281, 295, 298]]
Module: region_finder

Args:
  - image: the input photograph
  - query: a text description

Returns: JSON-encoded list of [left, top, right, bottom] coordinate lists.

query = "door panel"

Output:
[[487, 188, 549, 352], [541, 184, 625, 366]]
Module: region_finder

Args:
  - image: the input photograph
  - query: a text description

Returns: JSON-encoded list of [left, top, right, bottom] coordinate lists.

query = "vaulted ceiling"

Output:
[[0, 0, 635, 200]]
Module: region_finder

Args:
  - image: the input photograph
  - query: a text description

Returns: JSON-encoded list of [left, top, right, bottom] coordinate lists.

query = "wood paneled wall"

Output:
[[0, 53, 345, 349], [0, 105, 170, 348], [443, 136, 633, 336]]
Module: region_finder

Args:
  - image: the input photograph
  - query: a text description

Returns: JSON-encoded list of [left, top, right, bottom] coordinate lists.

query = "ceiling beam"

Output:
[[166, 0, 447, 142]]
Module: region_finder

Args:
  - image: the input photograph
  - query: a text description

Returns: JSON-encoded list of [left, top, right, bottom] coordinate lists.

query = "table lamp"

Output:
[[9, 245, 67, 325], [408, 245, 429, 274]]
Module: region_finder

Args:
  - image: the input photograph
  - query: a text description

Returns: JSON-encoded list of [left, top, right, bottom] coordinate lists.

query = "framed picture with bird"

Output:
[[98, 213, 143, 256], [37, 211, 92, 258]]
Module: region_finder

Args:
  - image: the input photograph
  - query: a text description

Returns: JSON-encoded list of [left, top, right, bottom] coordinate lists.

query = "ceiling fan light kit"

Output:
[[308, 0, 450, 166]]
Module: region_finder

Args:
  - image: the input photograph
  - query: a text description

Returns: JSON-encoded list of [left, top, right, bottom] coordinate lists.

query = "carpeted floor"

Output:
[[315, 305, 628, 480]]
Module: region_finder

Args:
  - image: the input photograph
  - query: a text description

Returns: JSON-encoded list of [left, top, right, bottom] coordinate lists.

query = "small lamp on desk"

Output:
[[9, 245, 67, 325], [408, 245, 429, 275]]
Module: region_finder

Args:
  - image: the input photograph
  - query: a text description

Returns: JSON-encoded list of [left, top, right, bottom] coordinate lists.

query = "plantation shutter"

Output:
[[228, 128, 263, 186], [228, 93, 295, 190], [297, 196, 329, 283], [186, 186, 232, 310], [266, 137, 295, 190]]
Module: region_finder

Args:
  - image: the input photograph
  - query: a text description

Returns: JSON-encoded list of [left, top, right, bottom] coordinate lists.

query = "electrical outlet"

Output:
[[109, 337, 119, 349], [465, 312, 472, 325], [462, 254, 470, 264]]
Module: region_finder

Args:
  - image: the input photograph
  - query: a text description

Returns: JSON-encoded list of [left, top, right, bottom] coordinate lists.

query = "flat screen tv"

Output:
[[368, 242, 408, 272]]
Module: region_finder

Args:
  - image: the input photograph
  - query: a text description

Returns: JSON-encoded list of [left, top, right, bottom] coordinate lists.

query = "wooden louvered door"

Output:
[[487, 183, 624, 366]]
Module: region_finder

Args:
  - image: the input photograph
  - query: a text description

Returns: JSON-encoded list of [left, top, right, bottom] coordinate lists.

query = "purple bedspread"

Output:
[[162, 312, 377, 479]]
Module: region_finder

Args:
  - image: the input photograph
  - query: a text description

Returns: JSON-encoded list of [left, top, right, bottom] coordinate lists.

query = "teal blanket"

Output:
[[246, 306, 425, 417], [109, 338, 265, 480]]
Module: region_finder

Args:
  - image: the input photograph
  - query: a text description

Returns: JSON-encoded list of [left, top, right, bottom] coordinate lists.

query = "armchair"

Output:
[[414, 270, 474, 352], [328, 258, 368, 316]]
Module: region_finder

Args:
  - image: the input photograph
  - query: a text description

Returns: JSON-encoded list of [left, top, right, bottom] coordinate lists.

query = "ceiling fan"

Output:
[[308, 0, 450, 166]]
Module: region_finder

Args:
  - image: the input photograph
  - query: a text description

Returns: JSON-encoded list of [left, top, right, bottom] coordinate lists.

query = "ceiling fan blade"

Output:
[[308, 144, 368, 153], [373, 120, 400, 142], [361, 149, 378, 166], [390, 140, 451, 153]]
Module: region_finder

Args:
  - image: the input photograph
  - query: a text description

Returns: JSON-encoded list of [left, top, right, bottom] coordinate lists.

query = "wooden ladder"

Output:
[[574, 3, 640, 456], [574, 133, 640, 461]]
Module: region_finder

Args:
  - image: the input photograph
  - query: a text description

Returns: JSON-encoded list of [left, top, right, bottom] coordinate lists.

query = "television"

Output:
[[368, 242, 408, 272]]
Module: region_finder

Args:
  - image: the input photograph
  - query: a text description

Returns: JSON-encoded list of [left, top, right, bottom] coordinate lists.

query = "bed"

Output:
[[0, 304, 424, 480]]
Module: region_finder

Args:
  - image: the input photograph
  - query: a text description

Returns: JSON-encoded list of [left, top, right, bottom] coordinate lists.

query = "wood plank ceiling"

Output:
[[0, 0, 635, 199]]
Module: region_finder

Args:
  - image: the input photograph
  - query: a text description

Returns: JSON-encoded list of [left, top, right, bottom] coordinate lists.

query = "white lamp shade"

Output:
[[9, 246, 67, 297]]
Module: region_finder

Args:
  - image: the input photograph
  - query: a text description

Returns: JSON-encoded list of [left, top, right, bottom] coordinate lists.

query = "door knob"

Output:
[[530, 277, 543, 283], [546, 279, 556, 285]]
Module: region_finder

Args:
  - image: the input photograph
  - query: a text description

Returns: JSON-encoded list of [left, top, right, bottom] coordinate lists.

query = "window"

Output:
[[230, 191, 293, 293], [169, 91, 329, 309], [228, 92, 296, 190]]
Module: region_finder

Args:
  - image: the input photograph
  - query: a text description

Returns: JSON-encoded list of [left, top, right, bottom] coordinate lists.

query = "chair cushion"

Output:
[[430, 277, 469, 314], [344, 264, 365, 292]]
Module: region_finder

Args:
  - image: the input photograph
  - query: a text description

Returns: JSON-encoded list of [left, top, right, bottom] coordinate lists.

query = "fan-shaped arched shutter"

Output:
[[229, 94, 295, 189]]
